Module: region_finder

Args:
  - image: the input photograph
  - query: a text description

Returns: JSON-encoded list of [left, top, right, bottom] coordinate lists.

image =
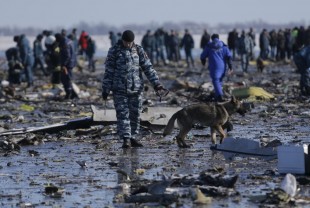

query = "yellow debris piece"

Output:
[[134, 168, 145, 175], [42, 83, 53, 90], [19, 104, 35, 112], [78, 112, 92, 117], [232, 87, 275, 101], [249, 60, 271, 66], [194, 188, 212, 204]]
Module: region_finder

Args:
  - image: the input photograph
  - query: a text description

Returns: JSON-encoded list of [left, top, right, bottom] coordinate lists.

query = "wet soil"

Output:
[[1, 59, 310, 207]]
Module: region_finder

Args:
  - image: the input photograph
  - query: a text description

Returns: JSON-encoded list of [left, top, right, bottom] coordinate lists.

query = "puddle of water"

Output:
[[0, 141, 118, 207], [1, 62, 310, 206], [0, 135, 280, 207], [1, 114, 310, 207]]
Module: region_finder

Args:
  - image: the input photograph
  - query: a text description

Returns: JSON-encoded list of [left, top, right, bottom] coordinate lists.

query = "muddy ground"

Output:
[[0, 57, 310, 208]]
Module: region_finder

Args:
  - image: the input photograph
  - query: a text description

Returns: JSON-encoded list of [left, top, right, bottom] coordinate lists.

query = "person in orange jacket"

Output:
[[78, 30, 88, 57]]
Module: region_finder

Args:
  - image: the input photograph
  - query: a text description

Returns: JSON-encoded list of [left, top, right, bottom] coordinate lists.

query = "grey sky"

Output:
[[1, 0, 309, 28]]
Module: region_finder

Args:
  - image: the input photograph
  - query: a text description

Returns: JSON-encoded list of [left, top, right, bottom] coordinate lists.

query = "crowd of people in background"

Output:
[[226, 26, 310, 62], [5, 28, 97, 99], [112, 26, 310, 71], [138, 28, 194, 67], [4, 25, 310, 99]]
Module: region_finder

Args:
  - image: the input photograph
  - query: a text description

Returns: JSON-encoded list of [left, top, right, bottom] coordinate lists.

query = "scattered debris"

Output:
[[280, 173, 297, 197], [117, 169, 131, 181], [76, 160, 88, 168], [0, 57, 310, 207], [278, 144, 309, 174], [211, 137, 278, 160], [193, 187, 212, 204], [44, 184, 65, 198]]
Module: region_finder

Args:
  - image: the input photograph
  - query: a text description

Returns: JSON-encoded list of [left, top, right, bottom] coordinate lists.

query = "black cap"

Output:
[[122, 30, 135, 42], [211, 33, 219, 40]]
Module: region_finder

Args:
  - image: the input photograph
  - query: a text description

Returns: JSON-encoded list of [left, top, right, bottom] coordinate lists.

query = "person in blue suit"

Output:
[[200, 34, 233, 102], [14, 34, 34, 87]]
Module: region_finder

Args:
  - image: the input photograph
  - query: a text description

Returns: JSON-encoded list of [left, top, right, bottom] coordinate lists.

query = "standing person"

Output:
[[43, 30, 54, 48], [14, 34, 34, 87], [116, 32, 122, 42], [69, 28, 79, 55], [269, 30, 278, 60], [200, 34, 233, 102], [78, 30, 88, 57], [33, 34, 48, 76], [154, 28, 167, 66], [276, 29, 286, 61], [293, 36, 310, 96], [285, 28, 293, 60], [43, 31, 54, 52], [141, 30, 155, 64], [200, 29, 211, 50], [228, 29, 238, 60], [45, 35, 62, 86], [180, 29, 195, 68], [238, 30, 254, 73], [86, 36, 96, 71], [61, 29, 67, 37], [248, 27, 256, 60], [5, 46, 23, 85], [109, 31, 117, 47], [168, 30, 180, 65], [55, 33, 78, 99], [164, 30, 171, 63], [259, 29, 270, 60], [102, 30, 166, 148]]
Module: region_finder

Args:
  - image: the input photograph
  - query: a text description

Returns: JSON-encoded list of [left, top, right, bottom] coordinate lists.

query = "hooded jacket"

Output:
[[200, 38, 232, 76]]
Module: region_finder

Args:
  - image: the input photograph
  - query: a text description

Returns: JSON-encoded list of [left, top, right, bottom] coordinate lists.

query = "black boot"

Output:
[[27, 82, 33, 88], [130, 138, 143, 147], [65, 91, 71, 99], [70, 90, 79, 99], [121, 138, 130, 149]]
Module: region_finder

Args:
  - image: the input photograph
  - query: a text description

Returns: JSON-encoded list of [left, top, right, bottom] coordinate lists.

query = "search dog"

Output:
[[163, 97, 246, 148]]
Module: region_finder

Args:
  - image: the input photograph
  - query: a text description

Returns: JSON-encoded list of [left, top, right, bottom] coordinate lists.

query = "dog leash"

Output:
[[104, 100, 107, 115], [156, 88, 169, 102]]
